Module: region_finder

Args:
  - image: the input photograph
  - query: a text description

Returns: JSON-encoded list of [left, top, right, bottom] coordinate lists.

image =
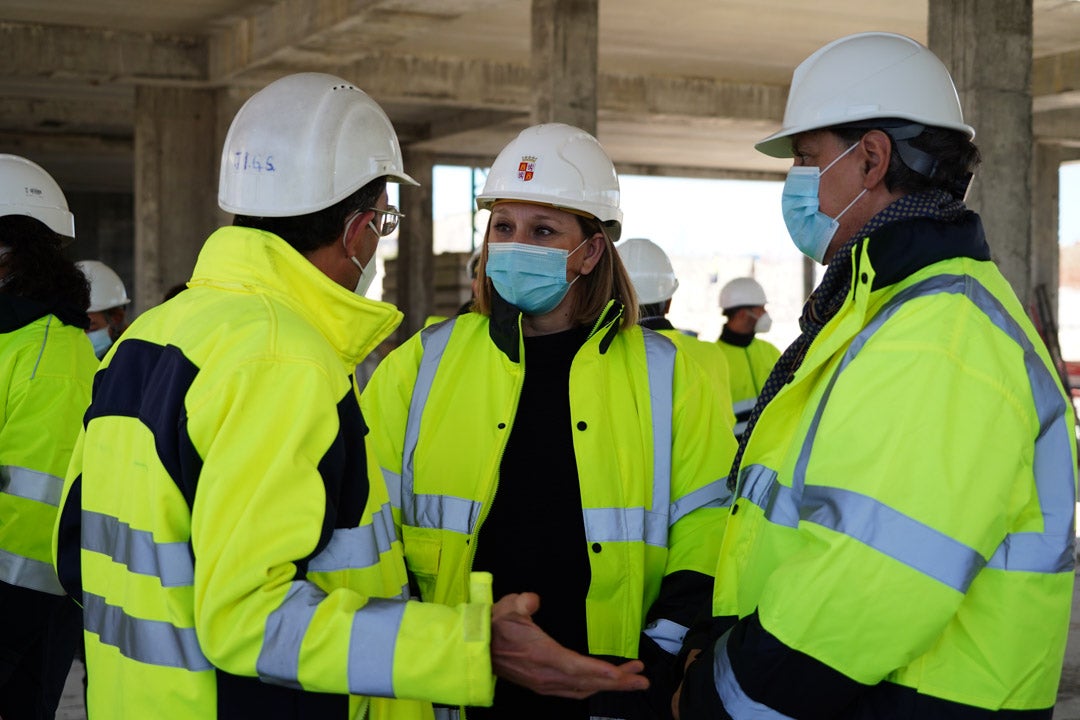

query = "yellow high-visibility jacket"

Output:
[[1, 310, 96, 595], [687, 214, 1077, 718], [717, 334, 780, 435], [652, 325, 736, 429], [52, 227, 495, 720], [362, 300, 737, 718]]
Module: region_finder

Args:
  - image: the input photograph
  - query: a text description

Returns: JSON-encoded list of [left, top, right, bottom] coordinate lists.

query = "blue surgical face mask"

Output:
[[485, 239, 588, 315], [87, 327, 113, 359], [781, 142, 867, 264]]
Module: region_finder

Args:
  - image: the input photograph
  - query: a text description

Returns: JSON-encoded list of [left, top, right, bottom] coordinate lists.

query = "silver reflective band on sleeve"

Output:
[[0, 548, 64, 595], [0, 466, 64, 506], [644, 617, 688, 655], [83, 591, 211, 671], [347, 598, 406, 696], [257, 581, 324, 688], [733, 420, 749, 437], [801, 485, 984, 593], [738, 464, 800, 530], [670, 478, 732, 523], [712, 627, 796, 719], [308, 503, 396, 573], [583, 507, 667, 547], [433, 708, 461, 720], [401, 319, 456, 528], [750, 273, 1076, 591], [81, 510, 194, 587]]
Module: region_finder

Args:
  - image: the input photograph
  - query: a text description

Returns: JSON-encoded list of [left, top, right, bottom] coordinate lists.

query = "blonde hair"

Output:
[[475, 213, 639, 330]]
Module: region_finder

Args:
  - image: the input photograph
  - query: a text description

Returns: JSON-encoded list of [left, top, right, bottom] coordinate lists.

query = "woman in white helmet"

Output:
[[0, 154, 98, 719], [363, 123, 736, 720]]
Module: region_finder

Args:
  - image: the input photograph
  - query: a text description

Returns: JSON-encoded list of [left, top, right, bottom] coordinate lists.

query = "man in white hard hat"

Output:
[[75, 260, 131, 359], [0, 154, 98, 719], [51, 73, 564, 720], [716, 277, 781, 435], [617, 237, 735, 428], [678, 32, 1076, 719]]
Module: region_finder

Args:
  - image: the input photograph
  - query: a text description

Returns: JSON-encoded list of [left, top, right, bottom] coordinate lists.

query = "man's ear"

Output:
[[860, 130, 893, 190], [342, 209, 375, 256]]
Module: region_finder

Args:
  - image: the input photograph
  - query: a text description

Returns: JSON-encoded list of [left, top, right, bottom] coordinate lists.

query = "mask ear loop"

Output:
[[343, 210, 369, 274], [821, 141, 860, 175], [822, 142, 867, 222]]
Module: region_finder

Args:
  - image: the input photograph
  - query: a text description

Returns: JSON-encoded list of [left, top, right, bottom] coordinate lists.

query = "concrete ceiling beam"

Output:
[[0, 21, 205, 83]]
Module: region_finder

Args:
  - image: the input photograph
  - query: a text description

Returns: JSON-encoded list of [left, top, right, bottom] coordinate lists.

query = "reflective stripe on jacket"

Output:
[[52, 227, 495, 719], [1, 315, 96, 595], [711, 216, 1077, 715], [362, 302, 736, 660]]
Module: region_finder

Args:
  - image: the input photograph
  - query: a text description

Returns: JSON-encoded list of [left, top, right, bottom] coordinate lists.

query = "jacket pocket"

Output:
[[401, 525, 442, 600]]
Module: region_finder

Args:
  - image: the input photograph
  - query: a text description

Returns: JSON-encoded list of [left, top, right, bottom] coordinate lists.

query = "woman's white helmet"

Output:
[[76, 260, 131, 312], [219, 72, 417, 217], [756, 32, 975, 158], [616, 238, 679, 305], [0, 154, 74, 240], [477, 123, 623, 241]]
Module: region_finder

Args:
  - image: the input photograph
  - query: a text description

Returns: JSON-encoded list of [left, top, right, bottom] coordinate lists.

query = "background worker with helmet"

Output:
[[0, 154, 98, 719], [50, 72, 548, 719], [617, 236, 736, 428], [362, 123, 736, 719], [74, 259, 131, 359], [715, 277, 780, 436], [677, 32, 1077, 719]]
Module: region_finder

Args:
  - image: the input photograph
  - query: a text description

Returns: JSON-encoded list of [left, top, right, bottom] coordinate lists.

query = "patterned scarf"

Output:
[[726, 189, 967, 490]]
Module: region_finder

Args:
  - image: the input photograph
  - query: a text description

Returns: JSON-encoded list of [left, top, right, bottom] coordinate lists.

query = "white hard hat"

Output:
[[76, 260, 130, 312], [720, 277, 767, 310], [219, 73, 417, 217], [0, 154, 74, 240], [756, 32, 975, 158], [477, 123, 623, 241], [616, 237, 679, 304]]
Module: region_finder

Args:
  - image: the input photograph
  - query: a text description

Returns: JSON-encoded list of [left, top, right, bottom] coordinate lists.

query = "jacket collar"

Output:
[[487, 291, 625, 361], [188, 226, 402, 366], [639, 316, 675, 332], [720, 324, 754, 348], [863, 211, 990, 292]]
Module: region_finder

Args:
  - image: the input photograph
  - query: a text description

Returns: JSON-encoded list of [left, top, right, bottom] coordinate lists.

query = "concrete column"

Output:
[[396, 149, 435, 343], [134, 86, 219, 313], [531, 0, 599, 133], [1032, 142, 1065, 314], [928, 0, 1034, 304]]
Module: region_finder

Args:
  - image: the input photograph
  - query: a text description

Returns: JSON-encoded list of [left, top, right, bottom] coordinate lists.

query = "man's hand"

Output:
[[491, 592, 649, 699]]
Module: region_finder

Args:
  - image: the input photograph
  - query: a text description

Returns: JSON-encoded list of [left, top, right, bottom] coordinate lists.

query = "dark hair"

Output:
[[162, 283, 187, 303], [232, 177, 387, 254], [832, 121, 980, 199], [640, 302, 666, 318], [0, 215, 90, 311]]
